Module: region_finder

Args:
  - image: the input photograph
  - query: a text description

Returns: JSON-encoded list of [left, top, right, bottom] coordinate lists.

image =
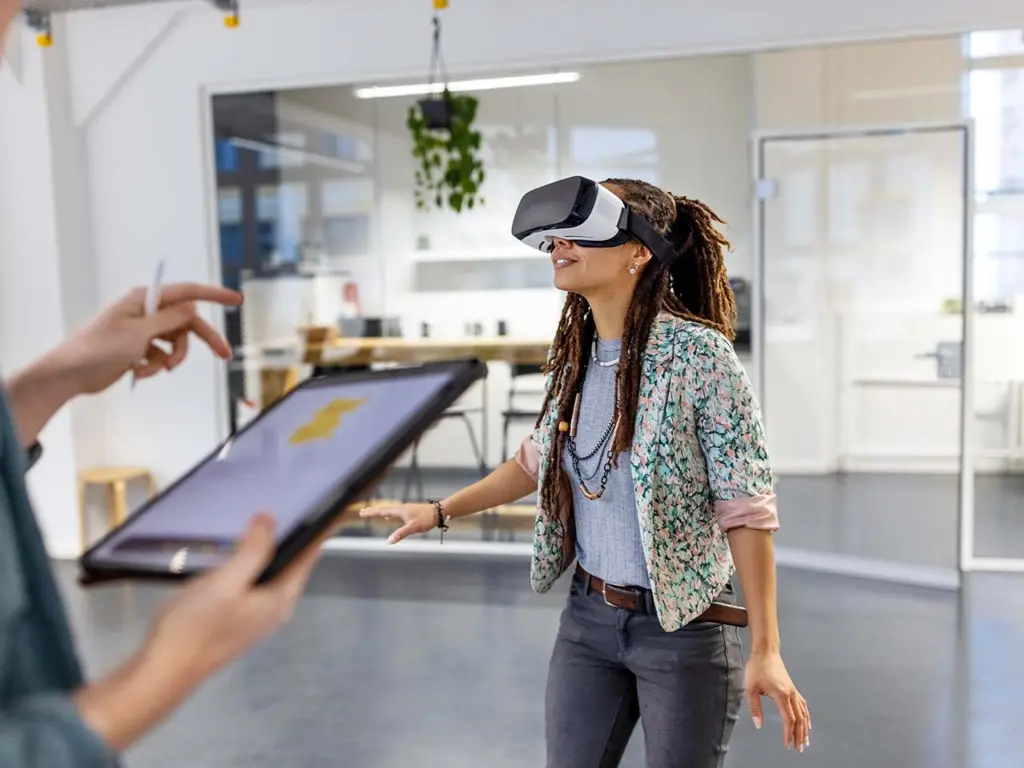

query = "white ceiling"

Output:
[[25, 0, 187, 10]]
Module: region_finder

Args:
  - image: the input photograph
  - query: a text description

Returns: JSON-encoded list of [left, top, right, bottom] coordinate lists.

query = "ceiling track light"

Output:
[[209, 0, 240, 28], [23, 10, 52, 47]]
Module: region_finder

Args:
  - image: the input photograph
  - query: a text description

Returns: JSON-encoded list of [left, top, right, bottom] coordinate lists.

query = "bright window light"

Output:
[[353, 72, 580, 99]]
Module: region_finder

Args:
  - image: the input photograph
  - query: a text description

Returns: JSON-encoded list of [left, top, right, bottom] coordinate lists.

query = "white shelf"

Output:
[[410, 246, 546, 263]]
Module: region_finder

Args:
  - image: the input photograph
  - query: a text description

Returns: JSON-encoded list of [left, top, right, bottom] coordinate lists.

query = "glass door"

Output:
[[965, 102, 1024, 573], [753, 123, 972, 587]]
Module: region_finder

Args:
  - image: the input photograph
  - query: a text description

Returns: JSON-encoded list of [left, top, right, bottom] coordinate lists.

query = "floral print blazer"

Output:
[[515, 315, 780, 632]]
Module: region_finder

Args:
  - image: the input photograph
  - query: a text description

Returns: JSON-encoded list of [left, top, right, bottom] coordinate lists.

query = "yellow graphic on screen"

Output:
[[289, 398, 367, 445]]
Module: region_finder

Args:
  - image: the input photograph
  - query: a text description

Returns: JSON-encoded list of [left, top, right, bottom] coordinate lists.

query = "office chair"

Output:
[[402, 383, 488, 503], [501, 363, 547, 461]]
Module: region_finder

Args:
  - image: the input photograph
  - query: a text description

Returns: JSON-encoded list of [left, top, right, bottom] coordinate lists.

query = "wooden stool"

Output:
[[78, 467, 157, 551]]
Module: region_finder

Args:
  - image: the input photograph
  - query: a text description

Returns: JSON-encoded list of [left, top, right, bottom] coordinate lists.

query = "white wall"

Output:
[[0, 23, 80, 557], [3, 0, 1023, 554]]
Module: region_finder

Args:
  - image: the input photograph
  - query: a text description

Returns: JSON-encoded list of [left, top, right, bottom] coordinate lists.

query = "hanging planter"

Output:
[[407, 14, 485, 213], [416, 96, 455, 130]]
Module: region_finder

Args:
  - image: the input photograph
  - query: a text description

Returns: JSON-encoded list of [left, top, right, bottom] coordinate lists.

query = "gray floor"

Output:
[[374, 468, 1024, 567], [59, 556, 1024, 768]]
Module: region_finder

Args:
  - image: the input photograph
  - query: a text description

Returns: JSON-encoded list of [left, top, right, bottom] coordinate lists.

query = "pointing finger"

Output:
[[156, 283, 243, 308]]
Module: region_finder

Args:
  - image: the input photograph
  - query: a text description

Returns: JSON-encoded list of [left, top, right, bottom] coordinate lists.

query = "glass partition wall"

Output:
[[754, 124, 971, 587], [963, 36, 1024, 574], [207, 32, 1024, 569]]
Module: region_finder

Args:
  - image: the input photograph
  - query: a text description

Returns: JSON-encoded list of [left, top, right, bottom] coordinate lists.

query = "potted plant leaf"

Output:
[[406, 14, 485, 213]]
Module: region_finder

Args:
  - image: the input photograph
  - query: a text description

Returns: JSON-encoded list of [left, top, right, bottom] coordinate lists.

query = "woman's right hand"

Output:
[[359, 503, 438, 544]]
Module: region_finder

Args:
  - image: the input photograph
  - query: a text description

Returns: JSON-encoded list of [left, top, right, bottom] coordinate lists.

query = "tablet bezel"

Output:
[[78, 358, 489, 586]]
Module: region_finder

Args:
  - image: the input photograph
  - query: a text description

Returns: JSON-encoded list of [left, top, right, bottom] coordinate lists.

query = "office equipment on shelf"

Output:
[[78, 467, 157, 552], [339, 316, 402, 338]]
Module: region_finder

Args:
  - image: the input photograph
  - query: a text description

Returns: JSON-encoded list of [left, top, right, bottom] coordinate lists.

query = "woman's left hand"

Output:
[[744, 651, 810, 752]]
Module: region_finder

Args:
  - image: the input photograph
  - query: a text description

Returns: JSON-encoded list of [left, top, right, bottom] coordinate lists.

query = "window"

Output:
[[320, 178, 374, 256], [257, 183, 309, 264], [215, 138, 239, 173], [966, 30, 1024, 60], [217, 188, 243, 274], [257, 131, 308, 169], [965, 34, 1024, 300]]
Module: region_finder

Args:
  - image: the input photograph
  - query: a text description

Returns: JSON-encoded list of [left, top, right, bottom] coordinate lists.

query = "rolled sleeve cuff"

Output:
[[514, 434, 540, 483], [714, 494, 780, 532], [5, 692, 118, 767]]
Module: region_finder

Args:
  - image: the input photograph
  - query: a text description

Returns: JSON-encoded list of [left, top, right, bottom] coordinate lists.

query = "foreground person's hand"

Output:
[[360, 503, 438, 543], [75, 514, 325, 753], [146, 513, 319, 680], [6, 282, 242, 448], [56, 282, 243, 394], [744, 651, 810, 752]]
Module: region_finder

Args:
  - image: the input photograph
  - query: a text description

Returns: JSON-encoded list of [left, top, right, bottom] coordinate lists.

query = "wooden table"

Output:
[[255, 336, 550, 433], [310, 336, 551, 368]]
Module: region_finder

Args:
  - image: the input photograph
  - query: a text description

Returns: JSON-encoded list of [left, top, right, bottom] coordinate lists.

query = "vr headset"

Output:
[[511, 176, 679, 268]]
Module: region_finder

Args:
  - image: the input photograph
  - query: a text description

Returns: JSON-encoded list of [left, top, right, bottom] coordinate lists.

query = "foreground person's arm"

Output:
[[361, 449, 538, 543], [0, 515, 321, 765], [5, 353, 81, 450]]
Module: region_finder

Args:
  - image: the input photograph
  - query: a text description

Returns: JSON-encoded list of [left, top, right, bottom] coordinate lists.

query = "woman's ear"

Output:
[[636, 245, 654, 266], [627, 245, 654, 274]]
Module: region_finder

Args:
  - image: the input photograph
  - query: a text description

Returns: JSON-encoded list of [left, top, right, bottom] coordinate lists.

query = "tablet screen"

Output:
[[85, 367, 458, 575]]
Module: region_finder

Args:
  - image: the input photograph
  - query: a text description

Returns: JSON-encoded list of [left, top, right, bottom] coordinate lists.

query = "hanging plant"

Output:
[[408, 90, 484, 213], [407, 14, 485, 214]]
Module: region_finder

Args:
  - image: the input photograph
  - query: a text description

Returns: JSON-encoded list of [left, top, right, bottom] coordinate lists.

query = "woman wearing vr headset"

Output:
[[364, 176, 809, 767]]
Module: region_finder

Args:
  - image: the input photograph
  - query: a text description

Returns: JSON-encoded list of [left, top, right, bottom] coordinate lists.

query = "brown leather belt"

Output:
[[576, 566, 748, 627]]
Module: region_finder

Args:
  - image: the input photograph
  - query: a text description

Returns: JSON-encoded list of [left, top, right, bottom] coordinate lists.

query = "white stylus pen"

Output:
[[131, 259, 165, 390]]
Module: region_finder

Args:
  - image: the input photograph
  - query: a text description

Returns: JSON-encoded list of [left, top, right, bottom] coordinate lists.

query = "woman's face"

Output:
[[549, 183, 650, 295], [549, 238, 637, 295]]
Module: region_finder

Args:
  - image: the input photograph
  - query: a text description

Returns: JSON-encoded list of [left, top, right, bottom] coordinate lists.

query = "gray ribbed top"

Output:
[[561, 337, 649, 589]]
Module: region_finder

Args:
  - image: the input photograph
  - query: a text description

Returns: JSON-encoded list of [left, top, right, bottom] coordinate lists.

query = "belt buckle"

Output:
[[601, 582, 633, 610], [601, 583, 616, 608]]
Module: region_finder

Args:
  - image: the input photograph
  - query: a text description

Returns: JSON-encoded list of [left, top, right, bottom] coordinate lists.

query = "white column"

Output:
[[0, 20, 86, 558]]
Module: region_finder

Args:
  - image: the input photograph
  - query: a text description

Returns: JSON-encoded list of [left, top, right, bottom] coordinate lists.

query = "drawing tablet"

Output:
[[79, 359, 487, 585]]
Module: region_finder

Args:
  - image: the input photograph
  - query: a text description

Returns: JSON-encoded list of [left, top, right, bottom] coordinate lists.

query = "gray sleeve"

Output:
[[0, 692, 119, 767]]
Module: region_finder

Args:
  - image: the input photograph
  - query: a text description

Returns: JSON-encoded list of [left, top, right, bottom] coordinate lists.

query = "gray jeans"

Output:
[[545, 572, 744, 768]]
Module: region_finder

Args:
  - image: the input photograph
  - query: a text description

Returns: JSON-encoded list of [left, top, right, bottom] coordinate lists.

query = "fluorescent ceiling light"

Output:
[[354, 72, 580, 99]]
